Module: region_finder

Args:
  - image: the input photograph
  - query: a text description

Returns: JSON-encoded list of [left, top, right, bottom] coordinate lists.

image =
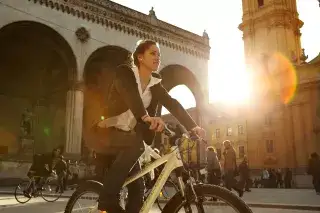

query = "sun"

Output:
[[209, 58, 252, 105]]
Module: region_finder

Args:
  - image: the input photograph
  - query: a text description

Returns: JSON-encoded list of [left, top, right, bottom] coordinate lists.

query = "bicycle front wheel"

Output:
[[162, 184, 253, 213], [156, 179, 179, 211], [41, 178, 62, 202], [64, 180, 101, 213]]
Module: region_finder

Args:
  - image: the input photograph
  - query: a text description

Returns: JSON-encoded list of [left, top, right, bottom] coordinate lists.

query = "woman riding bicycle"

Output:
[[83, 39, 205, 213]]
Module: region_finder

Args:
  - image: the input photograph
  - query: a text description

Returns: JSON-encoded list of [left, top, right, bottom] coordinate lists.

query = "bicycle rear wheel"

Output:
[[14, 180, 32, 204], [162, 184, 253, 213]]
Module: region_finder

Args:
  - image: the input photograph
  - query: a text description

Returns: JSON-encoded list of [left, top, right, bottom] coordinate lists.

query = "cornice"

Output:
[[296, 79, 320, 92], [239, 9, 303, 38], [28, 0, 210, 59]]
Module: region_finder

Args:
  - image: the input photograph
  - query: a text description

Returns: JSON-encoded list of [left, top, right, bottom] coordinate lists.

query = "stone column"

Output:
[[65, 81, 84, 155]]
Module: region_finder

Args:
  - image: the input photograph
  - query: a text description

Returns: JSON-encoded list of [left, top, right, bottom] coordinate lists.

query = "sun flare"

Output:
[[209, 58, 252, 105]]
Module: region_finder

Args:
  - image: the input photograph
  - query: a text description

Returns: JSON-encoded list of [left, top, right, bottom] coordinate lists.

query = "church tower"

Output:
[[239, 0, 304, 65]]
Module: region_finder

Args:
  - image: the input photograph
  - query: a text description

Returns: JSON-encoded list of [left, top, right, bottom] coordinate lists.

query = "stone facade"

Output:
[[0, 0, 210, 158], [239, 0, 303, 64], [209, 115, 248, 165], [234, 0, 320, 171]]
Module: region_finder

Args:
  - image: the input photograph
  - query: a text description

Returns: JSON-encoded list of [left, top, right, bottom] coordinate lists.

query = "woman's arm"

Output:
[[152, 83, 197, 131], [114, 65, 148, 120]]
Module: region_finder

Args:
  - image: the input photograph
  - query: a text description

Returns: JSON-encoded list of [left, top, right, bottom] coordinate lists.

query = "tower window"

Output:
[[266, 140, 274, 153], [257, 0, 264, 7], [239, 146, 245, 158], [227, 127, 232, 136]]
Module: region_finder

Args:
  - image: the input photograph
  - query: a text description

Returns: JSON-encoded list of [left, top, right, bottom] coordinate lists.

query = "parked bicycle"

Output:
[[64, 125, 252, 213], [14, 171, 62, 204]]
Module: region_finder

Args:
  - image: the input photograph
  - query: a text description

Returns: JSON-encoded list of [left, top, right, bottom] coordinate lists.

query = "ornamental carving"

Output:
[[240, 9, 303, 33], [75, 27, 90, 43], [28, 0, 210, 59]]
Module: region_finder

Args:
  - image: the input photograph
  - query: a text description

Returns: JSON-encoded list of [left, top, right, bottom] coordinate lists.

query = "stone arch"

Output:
[[0, 21, 77, 155], [155, 64, 204, 157], [81, 45, 131, 156], [83, 45, 131, 86], [158, 64, 204, 113]]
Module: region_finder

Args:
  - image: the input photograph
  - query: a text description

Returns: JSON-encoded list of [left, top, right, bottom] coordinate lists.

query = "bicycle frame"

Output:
[[124, 145, 185, 213]]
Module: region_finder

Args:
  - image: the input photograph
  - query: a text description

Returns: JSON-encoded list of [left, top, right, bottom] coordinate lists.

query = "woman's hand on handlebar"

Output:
[[191, 126, 206, 138], [142, 115, 165, 132]]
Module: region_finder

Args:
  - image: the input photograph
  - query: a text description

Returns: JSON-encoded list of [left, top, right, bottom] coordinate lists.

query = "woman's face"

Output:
[[54, 148, 61, 157], [138, 44, 161, 72]]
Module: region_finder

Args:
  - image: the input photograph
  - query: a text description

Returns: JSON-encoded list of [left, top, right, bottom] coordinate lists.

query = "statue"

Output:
[[203, 30, 209, 39], [20, 108, 34, 138], [149, 7, 157, 18], [300, 48, 309, 64]]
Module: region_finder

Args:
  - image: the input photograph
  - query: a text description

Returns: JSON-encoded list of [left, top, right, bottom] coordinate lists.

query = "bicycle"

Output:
[[64, 125, 253, 213], [139, 144, 179, 211], [14, 171, 62, 204]]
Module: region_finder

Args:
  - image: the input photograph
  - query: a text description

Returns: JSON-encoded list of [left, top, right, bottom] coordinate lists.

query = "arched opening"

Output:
[[0, 21, 77, 156], [161, 85, 196, 115], [82, 45, 131, 156], [83, 46, 131, 86], [157, 64, 203, 120], [157, 64, 205, 168]]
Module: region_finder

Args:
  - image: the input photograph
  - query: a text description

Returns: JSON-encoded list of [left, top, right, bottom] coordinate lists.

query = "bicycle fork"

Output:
[[176, 169, 205, 213]]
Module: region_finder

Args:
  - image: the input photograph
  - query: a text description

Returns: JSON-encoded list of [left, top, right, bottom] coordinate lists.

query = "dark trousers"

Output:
[[276, 179, 283, 188], [284, 179, 292, 188], [57, 172, 66, 193], [313, 177, 320, 193], [96, 129, 145, 213], [224, 170, 240, 191], [208, 170, 220, 185], [239, 175, 251, 190]]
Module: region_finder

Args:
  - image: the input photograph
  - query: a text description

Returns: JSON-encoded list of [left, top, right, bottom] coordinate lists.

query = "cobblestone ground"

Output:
[[240, 188, 320, 206], [0, 196, 318, 213], [0, 187, 319, 212]]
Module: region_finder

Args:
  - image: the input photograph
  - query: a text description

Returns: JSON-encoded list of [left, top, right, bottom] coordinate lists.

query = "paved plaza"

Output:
[[0, 187, 319, 212]]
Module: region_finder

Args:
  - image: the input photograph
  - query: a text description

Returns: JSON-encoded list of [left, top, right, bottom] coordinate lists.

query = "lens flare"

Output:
[[269, 53, 297, 104]]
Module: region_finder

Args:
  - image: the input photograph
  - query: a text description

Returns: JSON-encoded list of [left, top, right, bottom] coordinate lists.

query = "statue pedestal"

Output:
[[20, 138, 34, 156]]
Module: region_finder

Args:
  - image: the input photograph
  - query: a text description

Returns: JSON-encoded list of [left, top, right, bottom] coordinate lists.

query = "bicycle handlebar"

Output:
[[143, 120, 207, 145]]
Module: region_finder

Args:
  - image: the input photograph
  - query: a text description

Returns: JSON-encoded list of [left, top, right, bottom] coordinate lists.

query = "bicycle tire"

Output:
[[14, 180, 32, 204], [156, 179, 179, 211], [64, 180, 102, 213], [41, 178, 62, 202], [162, 184, 253, 213]]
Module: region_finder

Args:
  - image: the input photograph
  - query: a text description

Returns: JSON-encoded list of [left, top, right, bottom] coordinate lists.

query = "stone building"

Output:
[[0, 0, 210, 158], [212, 0, 320, 171], [209, 114, 248, 164]]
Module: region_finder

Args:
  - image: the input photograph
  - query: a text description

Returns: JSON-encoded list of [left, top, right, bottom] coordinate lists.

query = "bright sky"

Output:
[[112, 0, 320, 114]]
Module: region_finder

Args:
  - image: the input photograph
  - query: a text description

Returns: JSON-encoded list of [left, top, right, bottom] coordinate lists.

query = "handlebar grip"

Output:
[[189, 131, 207, 144], [143, 120, 176, 137], [163, 125, 175, 137]]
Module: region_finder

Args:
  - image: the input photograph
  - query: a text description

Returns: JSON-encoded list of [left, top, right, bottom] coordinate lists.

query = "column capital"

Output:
[[69, 80, 85, 92]]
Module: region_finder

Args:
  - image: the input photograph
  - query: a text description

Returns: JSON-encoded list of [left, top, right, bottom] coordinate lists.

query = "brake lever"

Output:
[[189, 131, 207, 144], [163, 125, 175, 137], [143, 120, 176, 137]]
